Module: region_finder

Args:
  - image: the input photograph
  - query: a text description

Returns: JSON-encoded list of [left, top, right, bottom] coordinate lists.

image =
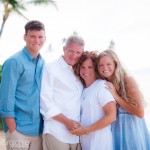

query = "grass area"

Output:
[[0, 118, 2, 130], [0, 65, 2, 129]]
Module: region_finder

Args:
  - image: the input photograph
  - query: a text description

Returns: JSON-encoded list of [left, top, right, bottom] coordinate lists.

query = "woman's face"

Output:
[[80, 58, 97, 85], [98, 55, 115, 80]]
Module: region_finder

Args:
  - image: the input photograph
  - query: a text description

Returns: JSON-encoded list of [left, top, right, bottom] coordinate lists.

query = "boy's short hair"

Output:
[[25, 20, 45, 34]]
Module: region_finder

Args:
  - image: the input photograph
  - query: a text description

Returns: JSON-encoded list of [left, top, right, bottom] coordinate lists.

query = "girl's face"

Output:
[[98, 55, 115, 81], [80, 58, 97, 86]]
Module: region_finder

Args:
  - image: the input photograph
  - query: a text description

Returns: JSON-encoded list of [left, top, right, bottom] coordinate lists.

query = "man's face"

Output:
[[63, 43, 84, 66], [24, 30, 46, 56]]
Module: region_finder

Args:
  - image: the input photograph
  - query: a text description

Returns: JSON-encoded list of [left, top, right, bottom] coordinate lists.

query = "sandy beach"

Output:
[[0, 130, 6, 150]]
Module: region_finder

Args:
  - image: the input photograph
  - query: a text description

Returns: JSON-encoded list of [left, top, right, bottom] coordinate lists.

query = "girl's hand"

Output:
[[105, 81, 118, 99]]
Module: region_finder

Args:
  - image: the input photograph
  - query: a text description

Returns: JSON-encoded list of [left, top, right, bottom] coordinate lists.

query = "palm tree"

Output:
[[0, 0, 56, 38], [109, 40, 115, 50]]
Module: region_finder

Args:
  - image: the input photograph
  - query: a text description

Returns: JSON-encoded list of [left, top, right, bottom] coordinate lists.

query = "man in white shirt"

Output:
[[40, 35, 85, 150]]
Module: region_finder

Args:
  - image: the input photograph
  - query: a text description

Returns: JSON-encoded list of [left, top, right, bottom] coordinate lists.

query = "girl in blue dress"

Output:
[[97, 49, 150, 150]]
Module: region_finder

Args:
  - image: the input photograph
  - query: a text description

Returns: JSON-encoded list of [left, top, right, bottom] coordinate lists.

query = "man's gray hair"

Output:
[[65, 35, 85, 47]]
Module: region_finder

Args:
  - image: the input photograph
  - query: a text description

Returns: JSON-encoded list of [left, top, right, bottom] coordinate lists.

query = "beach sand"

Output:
[[0, 130, 6, 150]]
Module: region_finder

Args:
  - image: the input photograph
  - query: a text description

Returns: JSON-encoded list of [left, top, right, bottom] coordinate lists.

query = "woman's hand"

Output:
[[70, 126, 87, 136]]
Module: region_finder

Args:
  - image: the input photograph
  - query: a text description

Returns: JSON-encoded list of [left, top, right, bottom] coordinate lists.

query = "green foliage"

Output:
[[0, 119, 2, 130], [0, 64, 2, 83], [0, 65, 2, 129]]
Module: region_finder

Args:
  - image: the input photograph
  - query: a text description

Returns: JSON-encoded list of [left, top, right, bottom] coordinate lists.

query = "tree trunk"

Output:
[[0, 20, 6, 39]]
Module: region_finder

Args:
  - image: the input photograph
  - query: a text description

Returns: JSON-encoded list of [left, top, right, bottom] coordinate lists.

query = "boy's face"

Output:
[[24, 29, 46, 56]]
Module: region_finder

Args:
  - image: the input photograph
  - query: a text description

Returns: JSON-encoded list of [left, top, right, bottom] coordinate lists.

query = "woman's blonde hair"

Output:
[[98, 49, 130, 102]]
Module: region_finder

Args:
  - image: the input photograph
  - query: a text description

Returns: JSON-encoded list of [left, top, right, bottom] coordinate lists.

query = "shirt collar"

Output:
[[59, 56, 73, 69], [23, 47, 41, 62]]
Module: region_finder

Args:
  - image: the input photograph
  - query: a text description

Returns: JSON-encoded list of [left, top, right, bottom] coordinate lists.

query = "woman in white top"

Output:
[[72, 51, 116, 150]]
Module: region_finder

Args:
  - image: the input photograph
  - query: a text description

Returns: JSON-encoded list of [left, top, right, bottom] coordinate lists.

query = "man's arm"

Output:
[[4, 118, 16, 133], [40, 66, 81, 131], [53, 114, 81, 131], [0, 59, 19, 132]]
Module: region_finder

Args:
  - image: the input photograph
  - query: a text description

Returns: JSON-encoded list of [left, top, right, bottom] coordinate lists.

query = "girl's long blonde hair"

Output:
[[98, 49, 130, 103]]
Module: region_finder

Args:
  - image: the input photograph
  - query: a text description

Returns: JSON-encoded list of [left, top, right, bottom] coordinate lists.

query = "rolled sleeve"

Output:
[[40, 66, 61, 120], [0, 111, 15, 118], [0, 59, 19, 118], [44, 105, 61, 120]]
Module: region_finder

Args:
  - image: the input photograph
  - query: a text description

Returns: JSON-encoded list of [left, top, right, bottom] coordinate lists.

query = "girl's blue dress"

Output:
[[112, 106, 150, 150]]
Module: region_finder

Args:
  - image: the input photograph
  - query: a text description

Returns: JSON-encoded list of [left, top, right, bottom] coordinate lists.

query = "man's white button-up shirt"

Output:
[[40, 56, 83, 143]]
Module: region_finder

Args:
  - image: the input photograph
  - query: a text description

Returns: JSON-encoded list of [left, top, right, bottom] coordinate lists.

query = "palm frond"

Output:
[[26, 0, 56, 6], [9, 0, 27, 11], [14, 9, 29, 20]]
